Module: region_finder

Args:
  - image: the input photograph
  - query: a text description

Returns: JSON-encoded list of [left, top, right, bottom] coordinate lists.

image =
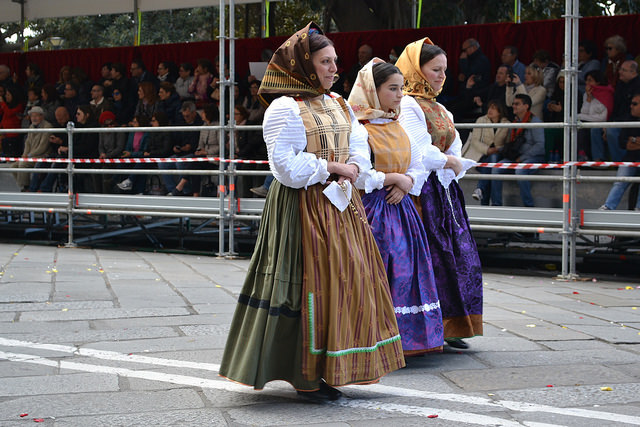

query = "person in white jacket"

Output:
[[396, 38, 483, 350]]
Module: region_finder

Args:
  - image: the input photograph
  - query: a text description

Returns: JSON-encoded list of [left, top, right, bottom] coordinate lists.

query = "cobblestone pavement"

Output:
[[1, 242, 640, 426]]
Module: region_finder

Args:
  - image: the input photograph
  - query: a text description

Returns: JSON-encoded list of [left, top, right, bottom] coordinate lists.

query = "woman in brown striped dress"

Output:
[[219, 22, 405, 402]]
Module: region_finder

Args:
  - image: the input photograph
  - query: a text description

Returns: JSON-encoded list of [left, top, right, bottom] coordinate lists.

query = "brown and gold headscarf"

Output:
[[395, 37, 455, 152], [258, 22, 328, 101]]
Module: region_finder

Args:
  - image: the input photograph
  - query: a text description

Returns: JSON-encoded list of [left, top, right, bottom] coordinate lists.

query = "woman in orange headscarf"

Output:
[[396, 38, 483, 350]]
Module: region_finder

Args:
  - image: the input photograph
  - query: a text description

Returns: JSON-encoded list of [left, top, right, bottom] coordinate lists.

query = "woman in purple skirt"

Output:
[[396, 38, 483, 349], [348, 59, 443, 355]]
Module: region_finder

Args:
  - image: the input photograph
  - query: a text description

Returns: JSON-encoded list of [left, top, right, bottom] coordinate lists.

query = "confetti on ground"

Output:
[[215, 285, 221, 288], [521, 311, 526, 314], [600, 386, 613, 391], [87, 268, 92, 271], [592, 278, 597, 282], [61, 308, 68, 312], [626, 286, 634, 290], [427, 414, 438, 418], [573, 291, 579, 294], [33, 419, 44, 423], [546, 385, 554, 387], [19, 413, 28, 417], [52, 269, 58, 273], [487, 393, 494, 396], [526, 324, 536, 328]]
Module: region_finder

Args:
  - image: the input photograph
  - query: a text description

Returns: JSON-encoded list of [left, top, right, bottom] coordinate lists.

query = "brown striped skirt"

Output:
[[219, 180, 404, 390]]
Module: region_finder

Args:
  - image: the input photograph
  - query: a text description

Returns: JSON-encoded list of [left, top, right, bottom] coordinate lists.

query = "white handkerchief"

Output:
[[322, 181, 352, 212]]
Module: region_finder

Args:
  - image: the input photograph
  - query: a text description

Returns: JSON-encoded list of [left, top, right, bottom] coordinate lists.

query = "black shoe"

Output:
[[297, 380, 342, 402], [445, 338, 469, 349]]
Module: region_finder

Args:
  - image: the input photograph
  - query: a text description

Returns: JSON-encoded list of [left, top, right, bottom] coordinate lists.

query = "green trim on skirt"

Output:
[[219, 181, 318, 391]]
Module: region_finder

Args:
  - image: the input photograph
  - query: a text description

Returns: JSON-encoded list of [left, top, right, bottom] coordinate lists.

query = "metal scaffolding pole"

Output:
[[559, 0, 580, 280], [227, 0, 238, 257], [217, 0, 227, 257]]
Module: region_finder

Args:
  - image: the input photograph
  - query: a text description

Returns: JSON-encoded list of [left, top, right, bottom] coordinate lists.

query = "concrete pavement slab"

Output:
[[487, 318, 592, 341], [18, 307, 190, 322], [565, 324, 640, 344], [0, 372, 119, 397], [474, 347, 640, 368], [49, 409, 228, 427], [443, 364, 632, 391]]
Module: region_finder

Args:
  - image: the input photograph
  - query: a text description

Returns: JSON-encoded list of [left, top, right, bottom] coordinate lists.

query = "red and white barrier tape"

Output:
[[2, 157, 638, 169], [0, 156, 270, 165]]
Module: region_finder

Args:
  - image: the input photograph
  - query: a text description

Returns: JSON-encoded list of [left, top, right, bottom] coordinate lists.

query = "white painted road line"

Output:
[[0, 350, 547, 426], [2, 337, 640, 425]]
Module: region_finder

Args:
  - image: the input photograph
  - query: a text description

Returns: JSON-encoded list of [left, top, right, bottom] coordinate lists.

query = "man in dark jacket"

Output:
[[600, 93, 640, 211], [591, 60, 640, 161]]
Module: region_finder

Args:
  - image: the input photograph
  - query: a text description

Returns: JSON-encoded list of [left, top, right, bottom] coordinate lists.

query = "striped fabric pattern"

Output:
[[297, 97, 351, 163]]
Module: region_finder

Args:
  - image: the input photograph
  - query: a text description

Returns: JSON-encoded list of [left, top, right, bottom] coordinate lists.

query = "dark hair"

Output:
[[101, 62, 112, 70], [487, 99, 508, 119], [111, 62, 126, 76], [515, 93, 532, 108], [309, 32, 334, 54], [372, 62, 402, 89], [139, 81, 158, 103], [504, 45, 519, 56], [77, 104, 93, 121], [585, 69, 606, 86], [234, 104, 249, 121], [26, 63, 42, 76], [134, 114, 150, 127], [197, 58, 214, 73], [41, 83, 58, 103], [532, 49, 551, 63], [131, 58, 147, 71], [419, 44, 447, 67], [152, 111, 169, 126], [203, 103, 219, 122], [179, 62, 194, 75], [579, 40, 597, 58], [159, 81, 176, 94], [4, 85, 22, 108], [391, 45, 405, 56]]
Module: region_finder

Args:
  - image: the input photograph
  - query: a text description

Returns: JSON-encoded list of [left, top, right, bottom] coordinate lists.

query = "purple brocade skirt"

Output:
[[416, 174, 483, 339], [362, 188, 444, 352]]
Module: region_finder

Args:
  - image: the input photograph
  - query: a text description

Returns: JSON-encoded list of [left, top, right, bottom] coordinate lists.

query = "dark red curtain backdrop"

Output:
[[1, 14, 638, 94]]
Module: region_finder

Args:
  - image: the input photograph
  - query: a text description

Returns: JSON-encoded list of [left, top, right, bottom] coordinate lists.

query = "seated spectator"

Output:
[[98, 62, 112, 87], [157, 82, 182, 124], [62, 81, 80, 118], [168, 104, 220, 197], [501, 45, 526, 83], [24, 63, 44, 94], [235, 104, 268, 197], [71, 67, 93, 104], [121, 115, 150, 160], [111, 87, 135, 126], [241, 79, 266, 123], [388, 45, 404, 65], [491, 94, 545, 207], [134, 81, 159, 122], [189, 58, 215, 108], [89, 84, 113, 119], [11, 106, 52, 191], [40, 84, 61, 125], [472, 64, 510, 115], [505, 64, 546, 119], [603, 35, 629, 88], [106, 62, 134, 105], [175, 62, 195, 101], [590, 60, 640, 162], [117, 111, 172, 194], [599, 93, 640, 211], [532, 50, 560, 98], [130, 59, 158, 99], [21, 87, 41, 128], [577, 70, 613, 161], [544, 72, 566, 160], [157, 61, 178, 83], [462, 99, 509, 205], [96, 110, 126, 193], [458, 38, 491, 94], [29, 107, 70, 192], [0, 85, 25, 157], [578, 40, 601, 98], [55, 65, 72, 99], [159, 101, 203, 195]]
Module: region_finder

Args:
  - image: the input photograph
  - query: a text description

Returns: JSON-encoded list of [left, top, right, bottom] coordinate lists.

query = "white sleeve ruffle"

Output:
[[263, 96, 330, 189]]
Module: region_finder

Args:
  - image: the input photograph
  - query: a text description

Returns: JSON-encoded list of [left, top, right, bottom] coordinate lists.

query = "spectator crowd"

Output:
[[0, 33, 639, 207]]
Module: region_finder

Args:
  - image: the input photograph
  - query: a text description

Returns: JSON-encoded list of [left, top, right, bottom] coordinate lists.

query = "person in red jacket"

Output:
[[0, 86, 24, 157]]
